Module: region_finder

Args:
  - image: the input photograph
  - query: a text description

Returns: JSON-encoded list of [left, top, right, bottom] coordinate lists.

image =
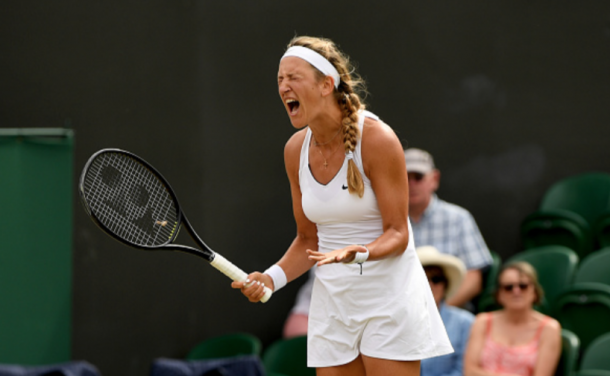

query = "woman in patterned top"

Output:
[[464, 262, 561, 376]]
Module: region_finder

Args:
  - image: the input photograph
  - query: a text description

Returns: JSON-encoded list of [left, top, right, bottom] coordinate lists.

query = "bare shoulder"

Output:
[[360, 117, 405, 172], [285, 128, 307, 154], [530, 312, 561, 341], [541, 315, 561, 335], [284, 129, 307, 174], [467, 312, 490, 339], [473, 312, 491, 328], [361, 117, 401, 148]]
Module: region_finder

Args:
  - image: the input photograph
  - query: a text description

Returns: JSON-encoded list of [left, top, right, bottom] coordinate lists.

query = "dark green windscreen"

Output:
[[0, 129, 73, 364]]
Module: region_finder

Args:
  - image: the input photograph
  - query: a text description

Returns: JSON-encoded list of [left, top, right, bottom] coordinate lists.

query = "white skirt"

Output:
[[306, 244, 453, 368]]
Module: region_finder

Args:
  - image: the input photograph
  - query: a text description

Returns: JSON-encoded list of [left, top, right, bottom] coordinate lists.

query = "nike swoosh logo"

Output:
[[342, 185, 348, 190]]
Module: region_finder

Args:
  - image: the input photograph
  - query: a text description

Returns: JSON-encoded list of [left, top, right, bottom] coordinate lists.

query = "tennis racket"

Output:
[[79, 148, 272, 303]]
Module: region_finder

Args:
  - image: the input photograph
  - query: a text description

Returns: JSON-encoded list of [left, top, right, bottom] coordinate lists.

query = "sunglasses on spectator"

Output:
[[427, 275, 446, 285], [500, 283, 531, 292], [408, 172, 425, 182]]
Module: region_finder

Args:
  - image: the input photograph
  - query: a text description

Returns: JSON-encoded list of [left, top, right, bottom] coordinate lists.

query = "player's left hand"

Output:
[[307, 245, 365, 266]]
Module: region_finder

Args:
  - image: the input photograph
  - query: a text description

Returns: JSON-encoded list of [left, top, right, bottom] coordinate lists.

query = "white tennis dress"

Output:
[[300, 111, 453, 367]]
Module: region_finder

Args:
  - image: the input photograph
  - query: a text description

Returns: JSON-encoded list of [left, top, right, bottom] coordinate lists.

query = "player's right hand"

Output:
[[231, 272, 273, 303]]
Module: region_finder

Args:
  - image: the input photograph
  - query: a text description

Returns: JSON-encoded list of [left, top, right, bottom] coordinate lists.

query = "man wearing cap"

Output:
[[405, 148, 492, 310], [418, 246, 475, 376]]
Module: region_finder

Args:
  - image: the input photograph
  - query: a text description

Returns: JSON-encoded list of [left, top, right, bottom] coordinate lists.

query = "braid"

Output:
[[341, 90, 365, 197], [288, 36, 368, 197]]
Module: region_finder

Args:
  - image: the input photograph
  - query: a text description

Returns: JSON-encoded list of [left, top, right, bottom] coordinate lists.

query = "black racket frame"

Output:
[[78, 148, 217, 263]]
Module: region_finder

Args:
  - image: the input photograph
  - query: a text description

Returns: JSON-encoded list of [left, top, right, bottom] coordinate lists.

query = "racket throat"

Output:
[[170, 244, 215, 262]]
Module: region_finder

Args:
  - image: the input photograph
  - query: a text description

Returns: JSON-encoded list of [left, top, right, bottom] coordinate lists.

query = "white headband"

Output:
[[282, 46, 340, 89]]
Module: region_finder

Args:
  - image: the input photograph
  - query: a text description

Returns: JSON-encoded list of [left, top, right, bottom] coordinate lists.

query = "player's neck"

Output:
[[308, 110, 344, 149]]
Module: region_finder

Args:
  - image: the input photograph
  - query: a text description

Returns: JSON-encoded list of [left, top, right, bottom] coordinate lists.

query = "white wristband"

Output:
[[264, 264, 287, 293], [347, 245, 370, 264]]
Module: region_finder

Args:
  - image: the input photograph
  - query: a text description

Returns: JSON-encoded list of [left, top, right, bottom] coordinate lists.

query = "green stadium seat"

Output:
[[552, 283, 610, 356], [476, 251, 502, 313], [521, 172, 610, 258], [574, 247, 610, 286], [507, 246, 579, 314], [262, 336, 314, 376], [186, 332, 262, 360], [579, 332, 610, 371], [477, 293, 501, 313], [573, 371, 610, 376], [594, 213, 610, 249], [556, 329, 580, 376], [521, 210, 591, 255], [482, 251, 502, 296]]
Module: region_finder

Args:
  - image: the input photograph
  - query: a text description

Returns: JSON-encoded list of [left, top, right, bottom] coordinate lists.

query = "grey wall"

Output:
[[2, 1, 609, 375]]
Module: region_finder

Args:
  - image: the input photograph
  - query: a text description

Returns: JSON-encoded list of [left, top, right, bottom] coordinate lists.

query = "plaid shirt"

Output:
[[412, 194, 492, 270]]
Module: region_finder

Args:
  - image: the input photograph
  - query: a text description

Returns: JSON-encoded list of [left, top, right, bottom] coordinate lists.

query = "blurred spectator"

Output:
[[405, 148, 492, 310], [464, 262, 562, 376], [282, 267, 315, 338], [418, 246, 475, 376]]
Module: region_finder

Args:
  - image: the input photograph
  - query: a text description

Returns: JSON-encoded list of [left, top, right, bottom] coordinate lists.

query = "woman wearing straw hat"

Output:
[[418, 246, 475, 376]]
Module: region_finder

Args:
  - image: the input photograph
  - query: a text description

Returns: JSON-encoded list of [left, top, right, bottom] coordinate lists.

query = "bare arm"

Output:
[[308, 118, 410, 265], [365, 119, 411, 259], [464, 314, 510, 376], [533, 319, 562, 376], [464, 314, 486, 376], [276, 131, 319, 280], [232, 130, 317, 301], [446, 269, 483, 307]]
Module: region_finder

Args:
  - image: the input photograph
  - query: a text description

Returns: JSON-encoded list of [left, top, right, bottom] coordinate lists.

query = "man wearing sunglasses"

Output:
[[405, 148, 492, 311]]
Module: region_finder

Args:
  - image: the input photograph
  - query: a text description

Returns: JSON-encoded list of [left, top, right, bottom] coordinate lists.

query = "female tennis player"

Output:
[[232, 35, 453, 376]]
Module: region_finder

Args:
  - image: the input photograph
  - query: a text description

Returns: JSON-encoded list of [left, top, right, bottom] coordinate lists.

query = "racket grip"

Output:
[[210, 253, 272, 303]]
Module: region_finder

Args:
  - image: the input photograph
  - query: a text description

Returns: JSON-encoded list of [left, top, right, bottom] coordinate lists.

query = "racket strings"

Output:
[[82, 152, 179, 247]]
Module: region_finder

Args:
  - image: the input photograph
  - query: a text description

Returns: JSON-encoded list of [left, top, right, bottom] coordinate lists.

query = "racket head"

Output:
[[79, 148, 182, 249]]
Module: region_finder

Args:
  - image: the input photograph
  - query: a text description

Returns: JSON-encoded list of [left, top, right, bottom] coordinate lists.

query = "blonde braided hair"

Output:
[[287, 36, 368, 197]]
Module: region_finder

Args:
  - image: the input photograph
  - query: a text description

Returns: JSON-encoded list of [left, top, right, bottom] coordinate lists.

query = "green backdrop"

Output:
[[0, 128, 73, 364]]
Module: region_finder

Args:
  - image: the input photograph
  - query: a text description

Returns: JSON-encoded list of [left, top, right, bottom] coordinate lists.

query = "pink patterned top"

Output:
[[480, 313, 550, 376]]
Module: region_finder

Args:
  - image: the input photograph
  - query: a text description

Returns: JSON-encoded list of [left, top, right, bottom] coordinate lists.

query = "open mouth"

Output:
[[286, 99, 300, 115]]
